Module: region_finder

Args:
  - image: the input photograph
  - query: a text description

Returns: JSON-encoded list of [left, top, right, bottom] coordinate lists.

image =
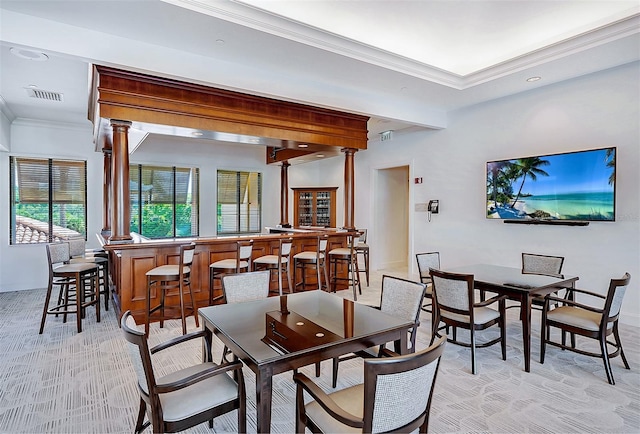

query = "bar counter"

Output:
[[102, 228, 354, 322]]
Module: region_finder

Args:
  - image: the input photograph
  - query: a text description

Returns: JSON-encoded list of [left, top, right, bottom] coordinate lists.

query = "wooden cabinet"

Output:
[[292, 187, 337, 227]]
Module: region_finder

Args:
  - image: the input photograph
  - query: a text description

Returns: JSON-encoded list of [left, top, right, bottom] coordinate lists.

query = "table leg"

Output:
[[256, 367, 273, 433], [521, 295, 532, 372]]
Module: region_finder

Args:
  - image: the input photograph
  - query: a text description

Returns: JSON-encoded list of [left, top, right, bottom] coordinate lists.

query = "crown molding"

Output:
[[167, 1, 639, 90]]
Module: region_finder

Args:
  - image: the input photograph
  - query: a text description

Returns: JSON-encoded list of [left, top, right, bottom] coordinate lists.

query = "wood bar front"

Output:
[[103, 230, 353, 322]]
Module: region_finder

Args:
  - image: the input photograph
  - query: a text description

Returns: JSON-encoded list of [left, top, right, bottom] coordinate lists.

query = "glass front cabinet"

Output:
[[292, 187, 338, 227]]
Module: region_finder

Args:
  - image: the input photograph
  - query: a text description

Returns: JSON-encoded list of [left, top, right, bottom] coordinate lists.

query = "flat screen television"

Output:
[[486, 147, 616, 221]]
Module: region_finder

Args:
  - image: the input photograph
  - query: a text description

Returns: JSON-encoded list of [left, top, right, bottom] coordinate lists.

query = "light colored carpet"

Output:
[[0, 269, 638, 433]]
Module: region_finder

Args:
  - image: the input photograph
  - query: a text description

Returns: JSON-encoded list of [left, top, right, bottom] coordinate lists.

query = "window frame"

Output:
[[129, 164, 200, 239], [9, 156, 88, 244], [216, 169, 262, 235]]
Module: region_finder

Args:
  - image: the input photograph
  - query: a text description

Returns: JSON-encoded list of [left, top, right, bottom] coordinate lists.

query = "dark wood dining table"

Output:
[[198, 290, 413, 433], [446, 264, 578, 372]]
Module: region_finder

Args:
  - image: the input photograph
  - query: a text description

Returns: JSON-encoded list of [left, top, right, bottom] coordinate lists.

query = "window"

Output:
[[217, 170, 262, 234], [130, 164, 199, 238], [10, 157, 87, 244]]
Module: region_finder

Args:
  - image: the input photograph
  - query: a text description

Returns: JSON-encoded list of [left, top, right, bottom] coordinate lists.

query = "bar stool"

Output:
[[328, 234, 361, 300], [39, 242, 100, 334], [209, 240, 253, 305], [253, 237, 293, 296], [68, 237, 110, 311], [293, 234, 329, 292], [145, 243, 198, 336], [355, 229, 370, 287]]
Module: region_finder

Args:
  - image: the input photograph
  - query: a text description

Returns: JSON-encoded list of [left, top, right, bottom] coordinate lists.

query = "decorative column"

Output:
[[342, 148, 356, 231], [109, 119, 133, 244], [280, 161, 291, 227], [101, 145, 112, 236]]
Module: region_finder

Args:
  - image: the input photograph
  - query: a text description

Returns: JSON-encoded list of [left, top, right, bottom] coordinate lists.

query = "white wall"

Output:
[[0, 125, 281, 293], [0, 119, 102, 292], [299, 62, 640, 325]]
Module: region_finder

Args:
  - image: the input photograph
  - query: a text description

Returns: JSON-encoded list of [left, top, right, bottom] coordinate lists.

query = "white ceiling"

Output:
[[1, 0, 639, 139]]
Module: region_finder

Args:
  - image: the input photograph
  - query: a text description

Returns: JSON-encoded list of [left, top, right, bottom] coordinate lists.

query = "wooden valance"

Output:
[[89, 65, 369, 163]]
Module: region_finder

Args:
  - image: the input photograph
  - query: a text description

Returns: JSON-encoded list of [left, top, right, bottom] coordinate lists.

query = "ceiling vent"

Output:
[[25, 88, 64, 102]]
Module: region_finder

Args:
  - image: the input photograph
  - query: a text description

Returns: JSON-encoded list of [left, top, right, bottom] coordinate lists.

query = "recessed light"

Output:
[[191, 131, 203, 137], [216, 39, 225, 45], [10, 47, 49, 61], [526, 76, 541, 82], [316, 154, 324, 158], [298, 144, 308, 148]]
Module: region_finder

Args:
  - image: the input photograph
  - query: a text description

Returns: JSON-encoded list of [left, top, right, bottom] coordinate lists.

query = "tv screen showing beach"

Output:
[[486, 147, 615, 221]]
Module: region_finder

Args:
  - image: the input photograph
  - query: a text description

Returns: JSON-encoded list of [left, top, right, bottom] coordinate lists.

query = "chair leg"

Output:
[[540, 316, 547, 364], [188, 280, 199, 328], [613, 322, 630, 369], [179, 280, 187, 335], [39, 279, 55, 334], [74, 273, 82, 333], [470, 329, 477, 375], [286, 262, 293, 294], [134, 398, 147, 434], [600, 334, 615, 385], [332, 357, 339, 388]]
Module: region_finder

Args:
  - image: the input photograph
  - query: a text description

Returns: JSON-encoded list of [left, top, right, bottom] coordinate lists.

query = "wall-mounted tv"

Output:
[[486, 147, 616, 222]]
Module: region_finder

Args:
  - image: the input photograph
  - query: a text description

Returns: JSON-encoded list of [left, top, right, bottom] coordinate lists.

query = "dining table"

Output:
[[198, 290, 413, 433], [445, 264, 578, 372]]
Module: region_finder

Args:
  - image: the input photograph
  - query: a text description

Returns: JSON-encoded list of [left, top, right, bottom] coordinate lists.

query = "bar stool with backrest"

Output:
[[355, 229, 370, 287], [68, 237, 110, 311], [293, 234, 329, 292], [328, 234, 361, 300], [145, 242, 198, 336], [39, 241, 100, 334], [253, 237, 294, 296], [209, 240, 253, 305]]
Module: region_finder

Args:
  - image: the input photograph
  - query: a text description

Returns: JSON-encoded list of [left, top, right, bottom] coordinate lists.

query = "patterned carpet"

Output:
[[0, 270, 638, 433]]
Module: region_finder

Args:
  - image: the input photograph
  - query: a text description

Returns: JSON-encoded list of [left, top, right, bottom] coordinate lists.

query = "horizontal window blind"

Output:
[[130, 164, 199, 238], [217, 170, 261, 234], [10, 157, 87, 244]]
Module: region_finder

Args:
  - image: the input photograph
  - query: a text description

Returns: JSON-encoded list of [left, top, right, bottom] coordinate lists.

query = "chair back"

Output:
[[380, 275, 425, 325], [430, 269, 475, 318], [180, 242, 196, 276], [222, 270, 270, 303], [236, 240, 253, 271], [46, 242, 70, 272], [121, 311, 155, 397], [357, 229, 368, 244], [416, 252, 440, 284], [276, 238, 294, 267], [68, 237, 87, 258], [318, 235, 328, 256], [522, 253, 564, 278], [362, 336, 446, 433], [603, 273, 631, 322]]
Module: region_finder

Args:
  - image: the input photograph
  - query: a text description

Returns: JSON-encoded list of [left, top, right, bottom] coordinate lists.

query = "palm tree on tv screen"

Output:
[[509, 157, 550, 209], [605, 148, 615, 186]]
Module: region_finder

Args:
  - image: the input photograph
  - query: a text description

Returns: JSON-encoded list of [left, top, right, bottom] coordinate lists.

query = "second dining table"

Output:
[[198, 290, 413, 433], [445, 264, 578, 373]]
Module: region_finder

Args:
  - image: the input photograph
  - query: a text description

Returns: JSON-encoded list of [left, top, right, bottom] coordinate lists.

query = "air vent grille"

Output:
[[26, 88, 64, 102]]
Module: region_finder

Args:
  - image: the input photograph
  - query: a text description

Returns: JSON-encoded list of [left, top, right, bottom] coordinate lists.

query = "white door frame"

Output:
[[368, 159, 415, 273]]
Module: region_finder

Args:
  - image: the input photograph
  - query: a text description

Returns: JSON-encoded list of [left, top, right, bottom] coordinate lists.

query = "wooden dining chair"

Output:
[[121, 311, 247, 433], [541, 273, 631, 385], [331, 275, 426, 388], [430, 268, 507, 375], [295, 336, 446, 433], [522, 252, 566, 310], [415, 251, 440, 312]]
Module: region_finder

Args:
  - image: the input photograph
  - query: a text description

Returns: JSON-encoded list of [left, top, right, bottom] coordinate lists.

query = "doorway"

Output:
[[373, 165, 410, 271]]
